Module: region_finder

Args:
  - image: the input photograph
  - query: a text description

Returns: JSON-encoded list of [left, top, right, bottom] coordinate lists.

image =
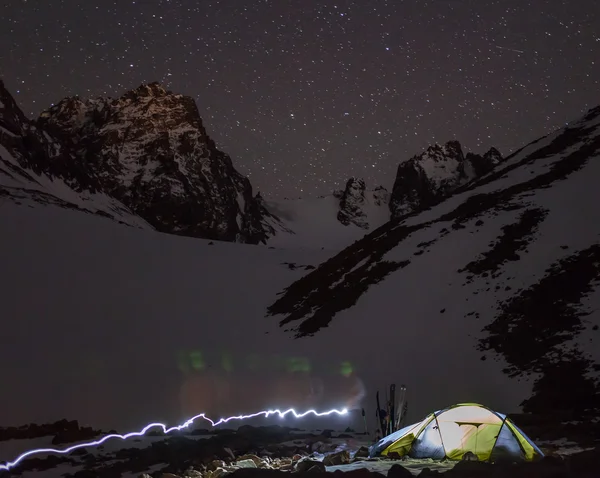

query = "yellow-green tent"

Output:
[[369, 403, 544, 463]]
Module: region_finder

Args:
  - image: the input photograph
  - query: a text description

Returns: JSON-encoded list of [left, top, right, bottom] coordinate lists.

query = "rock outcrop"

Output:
[[389, 141, 504, 219], [335, 178, 390, 229], [336, 177, 369, 229], [35, 82, 281, 243]]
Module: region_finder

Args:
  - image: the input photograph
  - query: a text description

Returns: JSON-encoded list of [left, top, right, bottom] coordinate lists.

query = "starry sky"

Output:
[[2, 0, 599, 197]]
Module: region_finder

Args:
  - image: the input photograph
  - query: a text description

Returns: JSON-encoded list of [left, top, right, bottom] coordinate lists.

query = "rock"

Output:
[[183, 470, 203, 478], [417, 468, 440, 477], [223, 447, 236, 460], [208, 460, 227, 471], [334, 469, 385, 478], [139, 475, 153, 478], [372, 186, 390, 206], [336, 177, 389, 229], [235, 459, 258, 469], [322, 450, 350, 466], [51, 426, 100, 445], [236, 454, 263, 467], [389, 141, 504, 219], [162, 474, 182, 478], [205, 468, 228, 478], [387, 452, 403, 460], [295, 458, 326, 472], [464, 147, 503, 178], [354, 446, 370, 458], [306, 464, 327, 473], [34, 82, 284, 244], [450, 460, 492, 475], [386, 464, 412, 478]]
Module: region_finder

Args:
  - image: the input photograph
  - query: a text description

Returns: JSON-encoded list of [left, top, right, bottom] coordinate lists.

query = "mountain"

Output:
[[389, 140, 504, 219], [1, 80, 504, 250], [335, 178, 390, 229], [2, 79, 600, 462], [0, 80, 285, 243], [0, 80, 149, 227], [267, 142, 506, 249], [36, 82, 285, 244], [267, 105, 600, 417]]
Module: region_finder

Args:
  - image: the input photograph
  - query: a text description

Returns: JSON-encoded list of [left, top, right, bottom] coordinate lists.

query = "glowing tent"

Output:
[[369, 403, 544, 463]]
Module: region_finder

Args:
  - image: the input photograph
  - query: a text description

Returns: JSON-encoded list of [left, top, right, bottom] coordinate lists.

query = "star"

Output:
[[1, 0, 599, 197]]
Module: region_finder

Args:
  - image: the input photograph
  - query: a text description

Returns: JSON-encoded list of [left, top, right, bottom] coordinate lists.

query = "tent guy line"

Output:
[[0, 407, 349, 471]]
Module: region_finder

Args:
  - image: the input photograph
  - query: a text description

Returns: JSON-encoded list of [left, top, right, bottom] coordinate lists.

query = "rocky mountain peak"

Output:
[[372, 185, 390, 206], [128, 81, 169, 98], [463, 147, 504, 178], [337, 177, 368, 229], [2, 82, 284, 244], [424, 140, 464, 162], [336, 177, 389, 229], [390, 140, 504, 219], [0, 80, 29, 136]]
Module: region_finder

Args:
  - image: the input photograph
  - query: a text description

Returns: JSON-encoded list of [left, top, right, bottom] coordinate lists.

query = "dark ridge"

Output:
[[459, 208, 548, 277], [456, 110, 600, 194], [266, 122, 600, 337], [283, 260, 410, 338], [0, 156, 41, 184], [478, 244, 600, 413], [438, 133, 600, 226], [522, 357, 600, 416], [266, 221, 423, 322]]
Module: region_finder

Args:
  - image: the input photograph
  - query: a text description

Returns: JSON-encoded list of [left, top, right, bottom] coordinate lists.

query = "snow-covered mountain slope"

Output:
[[265, 183, 390, 250], [0, 80, 149, 228], [1, 193, 535, 439], [0, 203, 368, 432], [267, 105, 600, 417]]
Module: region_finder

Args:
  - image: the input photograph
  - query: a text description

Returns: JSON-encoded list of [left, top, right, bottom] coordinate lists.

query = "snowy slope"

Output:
[[5, 107, 600, 444], [267, 105, 600, 417], [0, 191, 528, 442], [265, 191, 390, 251], [0, 80, 150, 228], [0, 144, 150, 228], [0, 203, 367, 432]]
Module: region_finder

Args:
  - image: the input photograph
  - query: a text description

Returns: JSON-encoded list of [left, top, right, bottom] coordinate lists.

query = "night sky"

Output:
[[2, 0, 599, 197]]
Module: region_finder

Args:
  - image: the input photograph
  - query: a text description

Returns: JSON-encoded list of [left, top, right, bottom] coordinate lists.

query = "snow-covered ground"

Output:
[[0, 142, 150, 229], [2, 101, 600, 477], [0, 197, 535, 436], [265, 193, 389, 251]]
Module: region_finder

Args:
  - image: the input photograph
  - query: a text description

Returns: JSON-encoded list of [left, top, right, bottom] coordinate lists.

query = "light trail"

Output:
[[0, 407, 348, 471]]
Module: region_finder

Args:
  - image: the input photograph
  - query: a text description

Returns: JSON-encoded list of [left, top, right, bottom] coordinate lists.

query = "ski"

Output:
[[376, 391, 386, 437], [389, 383, 396, 433], [395, 384, 407, 430]]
